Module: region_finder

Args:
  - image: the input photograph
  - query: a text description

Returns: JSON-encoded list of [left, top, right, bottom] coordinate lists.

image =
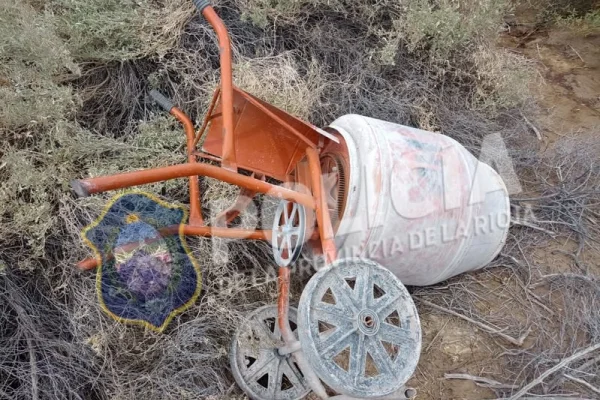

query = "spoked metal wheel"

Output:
[[272, 200, 306, 267], [230, 305, 310, 400], [297, 258, 421, 398]]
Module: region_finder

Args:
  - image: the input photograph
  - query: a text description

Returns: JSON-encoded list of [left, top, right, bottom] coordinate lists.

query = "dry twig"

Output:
[[563, 374, 600, 395], [417, 298, 531, 346], [444, 373, 518, 389], [520, 112, 542, 141], [507, 343, 600, 400], [511, 219, 557, 237]]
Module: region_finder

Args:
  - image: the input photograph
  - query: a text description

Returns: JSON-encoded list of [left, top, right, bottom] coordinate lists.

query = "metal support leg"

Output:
[[277, 266, 329, 399]]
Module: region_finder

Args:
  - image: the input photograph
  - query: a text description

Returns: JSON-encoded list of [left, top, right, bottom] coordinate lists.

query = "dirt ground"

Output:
[[407, 7, 600, 400]]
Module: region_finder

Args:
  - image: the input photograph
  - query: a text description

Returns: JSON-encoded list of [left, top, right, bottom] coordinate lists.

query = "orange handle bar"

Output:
[[71, 162, 316, 209], [194, 2, 237, 170]]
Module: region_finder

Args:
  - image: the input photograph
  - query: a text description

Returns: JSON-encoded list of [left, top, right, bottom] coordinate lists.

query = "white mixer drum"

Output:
[[323, 115, 510, 286]]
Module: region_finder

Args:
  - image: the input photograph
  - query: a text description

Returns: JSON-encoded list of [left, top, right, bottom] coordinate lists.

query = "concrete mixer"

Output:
[[70, 1, 510, 398]]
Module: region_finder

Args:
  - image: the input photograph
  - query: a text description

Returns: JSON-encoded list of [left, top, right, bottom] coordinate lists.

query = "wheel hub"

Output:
[[357, 309, 380, 336]]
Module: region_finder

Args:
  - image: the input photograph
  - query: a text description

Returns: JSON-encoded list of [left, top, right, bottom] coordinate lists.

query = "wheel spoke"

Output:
[[374, 293, 401, 317], [268, 359, 282, 397], [354, 266, 371, 309], [282, 358, 305, 389], [282, 205, 289, 224], [276, 234, 285, 254], [350, 333, 367, 383], [276, 244, 286, 259], [330, 273, 360, 311], [288, 203, 298, 222], [313, 304, 354, 325], [379, 322, 414, 346], [251, 319, 276, 344], [318, 322, 357, 356], [244, 352, 277, 382], [366, 336, 392, 376], [238, 344, 260, 361]]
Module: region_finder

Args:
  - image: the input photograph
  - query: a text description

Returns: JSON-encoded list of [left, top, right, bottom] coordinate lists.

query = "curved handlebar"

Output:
[[192, 1, 237, 171]]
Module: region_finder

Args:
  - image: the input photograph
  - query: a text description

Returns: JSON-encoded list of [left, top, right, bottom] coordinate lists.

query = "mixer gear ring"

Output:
[[320, 152, 347, 227], [230, 305, 310, 400], [271, 200, 306, 267], [297, 258, 422, 398]]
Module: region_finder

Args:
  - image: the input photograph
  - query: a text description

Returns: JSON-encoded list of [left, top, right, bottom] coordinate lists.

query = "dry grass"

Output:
[[235, 53, 325, 120]]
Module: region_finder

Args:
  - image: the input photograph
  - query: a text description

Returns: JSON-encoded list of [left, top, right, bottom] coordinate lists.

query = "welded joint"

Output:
[[277, 340, 302, 356]]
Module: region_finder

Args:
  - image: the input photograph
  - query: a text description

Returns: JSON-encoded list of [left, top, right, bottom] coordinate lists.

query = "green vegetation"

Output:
[[387, 0, 507, 59], [556, 9, 600, 36], [0, 1, 184, 258], [49, 0, 191, 60], [237, 0, 532, 114]]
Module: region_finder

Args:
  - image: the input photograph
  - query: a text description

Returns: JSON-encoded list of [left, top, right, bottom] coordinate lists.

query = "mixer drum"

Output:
[[324, 115, 510, 286]]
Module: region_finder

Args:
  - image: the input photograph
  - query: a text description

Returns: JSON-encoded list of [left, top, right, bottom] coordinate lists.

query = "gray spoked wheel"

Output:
[[272, 200, 306, 267], [297, 258, 421, 398], [230, 305, 310, 400]]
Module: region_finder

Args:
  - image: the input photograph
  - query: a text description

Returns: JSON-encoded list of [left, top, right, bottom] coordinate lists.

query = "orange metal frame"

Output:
[[73, 5, 337, 285], [72, 7, 340, 394]]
